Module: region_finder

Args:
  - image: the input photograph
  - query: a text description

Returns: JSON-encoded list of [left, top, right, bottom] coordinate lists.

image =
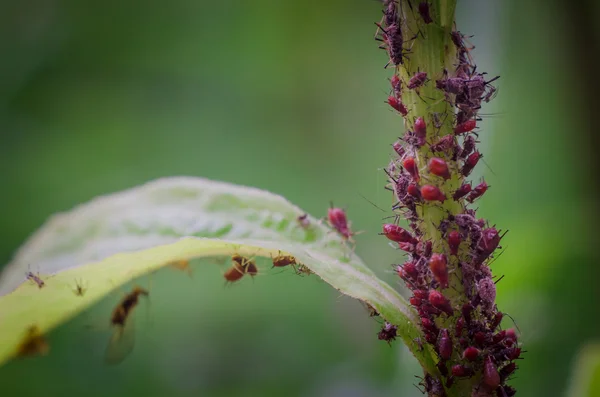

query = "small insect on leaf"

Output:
[[104, 286, 149, 365], [296, 213, 311, 229], [295, 264, 313, 276], [25, 271, 45, 289], [169, 259, 193, 278], [16, 325, 49, 358], [72, 278, 88, 297]]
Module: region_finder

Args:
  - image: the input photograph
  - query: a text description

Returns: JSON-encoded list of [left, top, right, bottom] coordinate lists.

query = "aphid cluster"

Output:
[[375, 0, 407, 67], [375, 2, 519, 395]]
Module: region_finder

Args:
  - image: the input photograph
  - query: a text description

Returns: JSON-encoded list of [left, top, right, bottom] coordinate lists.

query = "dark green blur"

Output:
[[0, 1, 597, 396]]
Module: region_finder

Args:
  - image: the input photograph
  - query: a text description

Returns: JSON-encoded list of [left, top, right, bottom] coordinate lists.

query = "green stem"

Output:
[[394, 1, 479, 396]]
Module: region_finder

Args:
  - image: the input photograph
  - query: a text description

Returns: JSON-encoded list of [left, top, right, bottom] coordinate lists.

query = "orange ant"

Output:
[[16, 325, 49, 358], [104, 286, 149, 365]]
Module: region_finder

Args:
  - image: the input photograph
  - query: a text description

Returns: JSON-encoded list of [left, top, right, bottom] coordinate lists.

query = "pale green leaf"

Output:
[[0, 177, 436, 373]]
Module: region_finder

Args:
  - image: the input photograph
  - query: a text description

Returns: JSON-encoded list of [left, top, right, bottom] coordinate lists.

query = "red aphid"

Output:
[[501, 385, 517, 397], [463, 346, 480, 362], [462, 303, 473, 324], [474, 331, 488, 346], [429, 253, 449, 289], [438, 329, 453, 360], [421, 185, 446, 203], [492, 330, 507, 344], [466, 180, 489, 203], [461, 151, 481, 177], [392, 140, 405, 157], [400, 261, 419, 279], [327, 207, 353, 240], [398, 241, 416, 253], [437, 361, 448, 376], [431, 135, 455, 153], [403, 157, 420, 182], [387, 96, 408, 116], [420, 304, 442, 316], [414, 116, 427, 144], [455, 316, 465, 336], [390, 74, 402, 93], [409, 296, 421, 307], [414, 289, 429, 300], [483, 356, 501, 389], [453, 183, 472, 200], [448, 230, 461, 256], [476, 227, 501, 261], [408, 72, 428, 90], [418, 2, 433, 24], [491, 311, 503, 329], [505, 328, 518, 345], [452, 364, 473, 378], [425, 332, 437, 344], [454, 119, 477, 134], [507, 347, 522, 360], [407, 183, 422, 199], [428, 157, 451, 180], [382, 224, 415, 243], [499, 362, 517, 381], [460, 134, 477, 159], [428, 290, 453, 315], [420, 317, 438, 334], [417, 240, 433, 257]]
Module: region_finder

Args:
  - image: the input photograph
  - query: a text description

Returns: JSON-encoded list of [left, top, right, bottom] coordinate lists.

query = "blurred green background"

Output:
[[1, 0, 598, 396]]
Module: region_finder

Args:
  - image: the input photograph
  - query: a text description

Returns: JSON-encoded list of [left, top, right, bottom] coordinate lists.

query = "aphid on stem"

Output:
[[421, 185, 446, 203], [408, 71, 428, 90], [466, 180, 489, 203], [418, 2, 433, 24], [387, 96, 408, 116], [428, 157, 451, 180]]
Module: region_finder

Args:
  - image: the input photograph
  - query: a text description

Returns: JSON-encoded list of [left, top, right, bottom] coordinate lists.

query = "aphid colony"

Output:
[[374, 1, 520, 395]]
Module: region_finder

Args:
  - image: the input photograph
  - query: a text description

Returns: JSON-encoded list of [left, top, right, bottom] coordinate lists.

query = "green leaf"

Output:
[[0, 177, 436, 373]]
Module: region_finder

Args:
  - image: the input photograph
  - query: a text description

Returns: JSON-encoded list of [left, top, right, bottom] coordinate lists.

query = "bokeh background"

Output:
[[1, 0, 599, 396]]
